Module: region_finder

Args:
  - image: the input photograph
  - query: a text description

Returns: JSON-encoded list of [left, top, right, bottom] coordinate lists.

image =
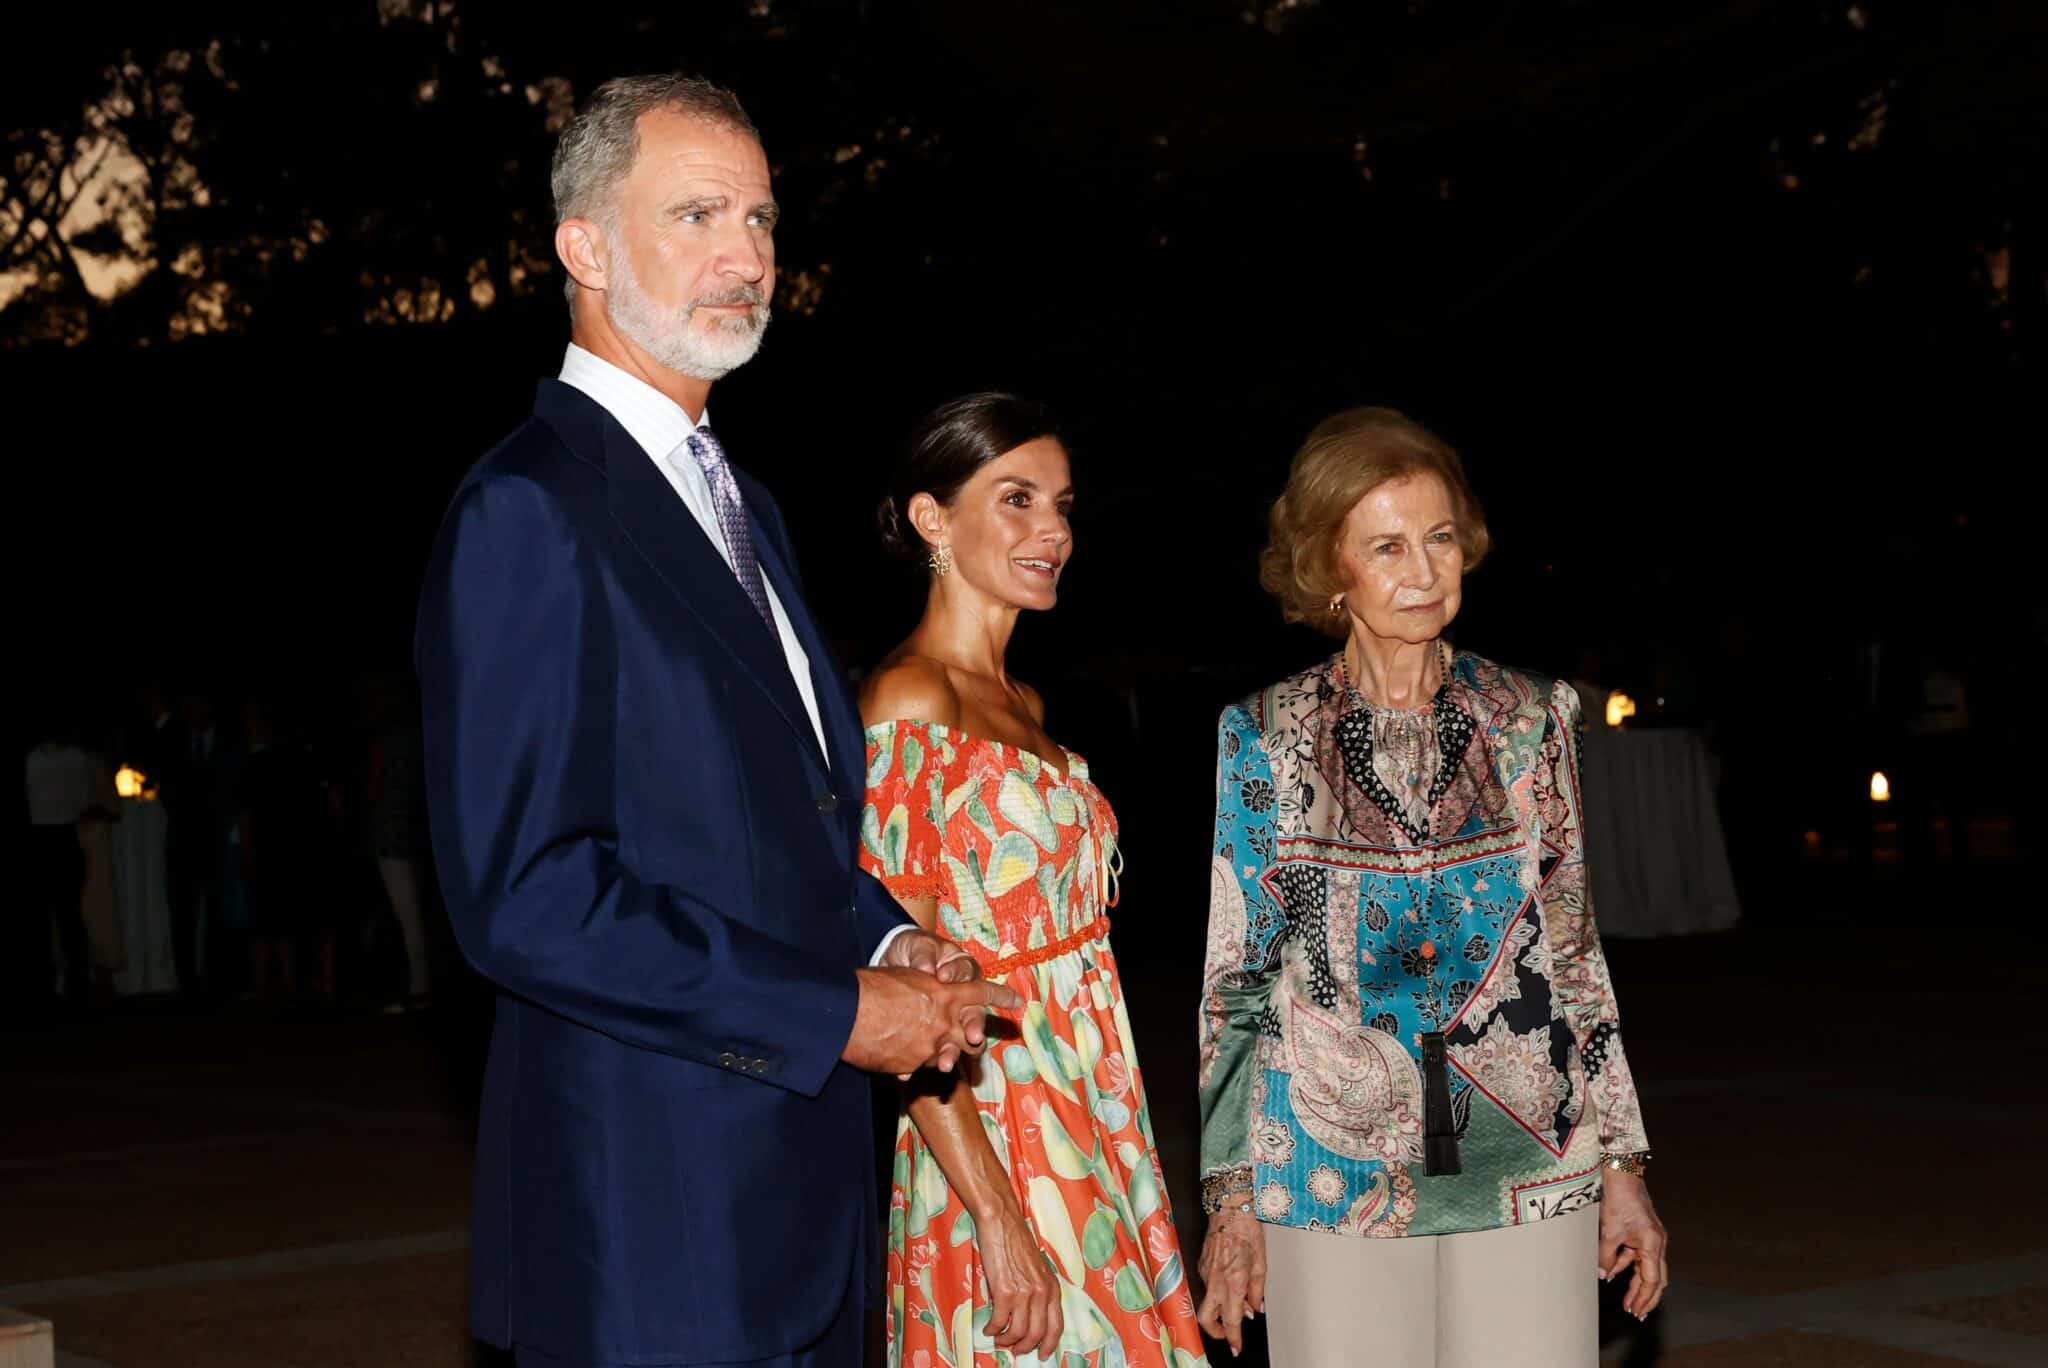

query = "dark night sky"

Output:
[[8, 1, 2042, 741]]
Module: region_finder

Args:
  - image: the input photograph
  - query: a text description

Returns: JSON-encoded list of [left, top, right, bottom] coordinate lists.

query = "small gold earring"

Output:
[[1328, 594, 1345, 616], [928, 544, 954, 577]]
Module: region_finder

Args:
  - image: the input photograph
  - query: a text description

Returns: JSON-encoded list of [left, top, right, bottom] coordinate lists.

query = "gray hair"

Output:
[[550, 73, 759, 303]]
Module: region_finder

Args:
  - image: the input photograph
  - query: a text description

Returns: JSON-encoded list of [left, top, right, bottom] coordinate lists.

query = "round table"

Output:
[[1577, 726, 1741, 938], [110, 797, 177, 994]]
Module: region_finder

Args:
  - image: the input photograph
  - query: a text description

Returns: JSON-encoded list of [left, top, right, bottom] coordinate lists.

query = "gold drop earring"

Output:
[[928, 544, 955, 577]]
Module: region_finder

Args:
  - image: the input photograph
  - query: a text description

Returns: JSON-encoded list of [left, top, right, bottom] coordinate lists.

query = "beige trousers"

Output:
[[1263, 1206, 1599, 1367]]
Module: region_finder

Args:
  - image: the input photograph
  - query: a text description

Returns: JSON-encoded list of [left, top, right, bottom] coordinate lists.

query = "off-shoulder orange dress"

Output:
[[859, 720, 1209, 1368]]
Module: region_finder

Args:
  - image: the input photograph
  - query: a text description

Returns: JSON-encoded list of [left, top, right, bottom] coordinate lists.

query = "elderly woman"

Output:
[[1194, 408, 1667, 1366]]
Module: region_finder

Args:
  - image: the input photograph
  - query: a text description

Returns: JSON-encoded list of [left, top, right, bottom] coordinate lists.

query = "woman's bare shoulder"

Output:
[[860, 652, 963, 729]]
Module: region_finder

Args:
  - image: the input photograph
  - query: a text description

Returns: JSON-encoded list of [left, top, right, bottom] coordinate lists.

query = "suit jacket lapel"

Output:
[[560, 391, 824, 767], [747, 494, 864, 789]]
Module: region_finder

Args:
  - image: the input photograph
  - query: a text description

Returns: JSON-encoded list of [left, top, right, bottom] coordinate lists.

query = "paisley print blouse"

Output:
[[1198, 651, 1649, 1238]]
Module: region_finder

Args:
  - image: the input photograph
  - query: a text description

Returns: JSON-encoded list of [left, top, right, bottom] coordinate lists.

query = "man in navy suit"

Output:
[[416, 74, 1019, 1367]]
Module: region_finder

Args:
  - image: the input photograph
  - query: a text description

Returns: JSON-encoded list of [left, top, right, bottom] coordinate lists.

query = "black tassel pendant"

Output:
[[1421, 1031, 1462, 1176]]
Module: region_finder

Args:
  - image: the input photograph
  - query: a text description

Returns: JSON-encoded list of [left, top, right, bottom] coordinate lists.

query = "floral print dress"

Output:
[[860, 720, 1209, 1368]]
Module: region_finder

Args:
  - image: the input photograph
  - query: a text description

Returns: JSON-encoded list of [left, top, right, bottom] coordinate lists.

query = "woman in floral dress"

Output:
[[859, 394, 1207, 1368]]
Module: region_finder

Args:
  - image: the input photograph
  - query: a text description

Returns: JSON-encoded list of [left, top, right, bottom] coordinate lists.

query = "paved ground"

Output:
[[7, 896, 2043, 1366]]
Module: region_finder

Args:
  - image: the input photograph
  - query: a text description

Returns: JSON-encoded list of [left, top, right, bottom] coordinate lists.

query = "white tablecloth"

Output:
[[110, 798, 177, 995], [1578, 727, 1741, 938]]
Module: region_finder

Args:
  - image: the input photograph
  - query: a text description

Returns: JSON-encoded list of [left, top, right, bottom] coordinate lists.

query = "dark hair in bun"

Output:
[[876, 392, 1062, 562]]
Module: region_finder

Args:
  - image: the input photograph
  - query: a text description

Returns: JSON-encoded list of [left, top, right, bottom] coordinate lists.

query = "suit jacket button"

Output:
[[817, 792, 839, 814], [718, 1052, 736, 1069]]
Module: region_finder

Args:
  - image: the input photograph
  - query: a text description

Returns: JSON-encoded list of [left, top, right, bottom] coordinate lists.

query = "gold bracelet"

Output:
[[1601, 1150, 1651, 1178], [1201, 1167, 1255, 1215]]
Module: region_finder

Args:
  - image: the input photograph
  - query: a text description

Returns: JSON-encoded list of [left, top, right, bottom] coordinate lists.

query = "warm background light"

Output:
[[1870, 771, 1891, 803], [1605, 691, 1637, 728], [114, 765, 148, 798]]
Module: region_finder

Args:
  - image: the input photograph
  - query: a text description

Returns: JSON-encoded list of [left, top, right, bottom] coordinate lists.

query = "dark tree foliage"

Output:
[[4, 1, 2041, 717]]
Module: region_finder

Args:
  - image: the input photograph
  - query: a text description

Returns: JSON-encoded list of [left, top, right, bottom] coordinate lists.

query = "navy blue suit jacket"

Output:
[[416, 380, 910, 1365]]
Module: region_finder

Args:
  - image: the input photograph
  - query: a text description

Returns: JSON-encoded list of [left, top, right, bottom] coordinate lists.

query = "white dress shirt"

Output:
[[559, 344, 828, 756]]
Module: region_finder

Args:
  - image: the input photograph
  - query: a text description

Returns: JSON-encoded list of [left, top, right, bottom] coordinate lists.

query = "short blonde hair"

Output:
[[1259, 407, 1491, 638]]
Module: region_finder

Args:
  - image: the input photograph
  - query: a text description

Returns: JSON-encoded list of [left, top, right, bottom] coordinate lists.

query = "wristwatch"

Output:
[[1601, 1150, 1652, 1178]]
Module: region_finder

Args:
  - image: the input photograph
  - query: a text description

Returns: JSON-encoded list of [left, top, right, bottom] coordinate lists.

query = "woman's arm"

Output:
[[1540, 680, 1666, 1315], [1537, 681, 1648, 1153], [904, 1061, 1063, 1355], [881, 883, 1062, 1355], [857, 675, 1062, 1356], [1197, 704, 1289, 1211], [1196, 703, 1287, 1353]]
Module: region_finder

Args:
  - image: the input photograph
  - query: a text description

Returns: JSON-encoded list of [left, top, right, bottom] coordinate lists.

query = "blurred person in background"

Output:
[[166, 690, 226, 998], [366, 674, 433, 1012], [1898, 642, 1975, 880], [24, 708, 110, 1013], [123, 679, 180, 784], [237, 697, 341, 1004], [74, 715, 126, 1003]]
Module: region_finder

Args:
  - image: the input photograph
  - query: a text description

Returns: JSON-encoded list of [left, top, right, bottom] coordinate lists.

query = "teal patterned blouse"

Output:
[[1197, 651, 1648, 1238]]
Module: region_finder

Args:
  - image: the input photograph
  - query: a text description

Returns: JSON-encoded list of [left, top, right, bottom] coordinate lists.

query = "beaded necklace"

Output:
[[1336, 639, 1454, 839]]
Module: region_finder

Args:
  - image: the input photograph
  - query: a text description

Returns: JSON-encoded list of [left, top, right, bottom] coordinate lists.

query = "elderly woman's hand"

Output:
[[1599, 1170, 1669, 1319], [1196, 1207, 1266, 1356]]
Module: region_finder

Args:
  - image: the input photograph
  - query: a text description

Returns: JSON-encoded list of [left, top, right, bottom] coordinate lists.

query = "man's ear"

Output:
[[555, 217, 609, 294]]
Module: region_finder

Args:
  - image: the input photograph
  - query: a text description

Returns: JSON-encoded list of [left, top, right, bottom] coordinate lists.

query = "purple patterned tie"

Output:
[[684, 427, 775, 631]]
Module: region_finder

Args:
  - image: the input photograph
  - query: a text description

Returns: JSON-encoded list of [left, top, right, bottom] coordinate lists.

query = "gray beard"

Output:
[[606, 246, 770, 381]]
